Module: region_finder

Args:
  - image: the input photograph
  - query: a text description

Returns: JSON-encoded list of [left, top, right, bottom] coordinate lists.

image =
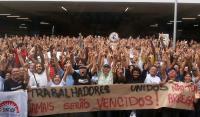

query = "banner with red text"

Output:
[[28, 82, 197, 116]]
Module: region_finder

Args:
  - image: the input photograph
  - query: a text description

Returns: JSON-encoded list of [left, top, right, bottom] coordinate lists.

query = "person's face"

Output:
[[116, 68, 123, 77], [130, 66, 134, 70], [19, 67, 25, 77], [132, 70, 140, 79], [168, 70, 177, 80], [64, 64, 68, 71], [78, 60, 83, 65], [11, 68, 20, 81], [8, 53, 14, 61], [36, 63, 43, 74], [133, 56, 138, 62], [184, 66, 189, 72], [29, 63, 35, 72], [174, 65, 179, 71], [184, 74, 192, 83], [64, 60, 71, 70], [103, 67, 110, 76], [53, 75, 61, 85], [79, 68, 87, 76], [149, 66, 157, 76]]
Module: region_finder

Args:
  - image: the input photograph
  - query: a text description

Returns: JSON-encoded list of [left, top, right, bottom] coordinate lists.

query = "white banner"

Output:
[[0, 90, 28, 117]]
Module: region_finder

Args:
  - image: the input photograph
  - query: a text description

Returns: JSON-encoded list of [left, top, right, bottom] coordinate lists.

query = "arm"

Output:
[[16, 48, 26, 67], [23, 68, 29, 89], [97, 51, 104, 71], [28, 46, 38, 64], [149, 40, 156, 64], [160, 61, 168, 84], [44, 50, 50, 82], [0, 52, 8, 72], [62, 66, 69, 82], [90, 53, 98, 74]]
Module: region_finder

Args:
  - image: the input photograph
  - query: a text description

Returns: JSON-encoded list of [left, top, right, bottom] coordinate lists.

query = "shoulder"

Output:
[[4, 79, 11, 84]]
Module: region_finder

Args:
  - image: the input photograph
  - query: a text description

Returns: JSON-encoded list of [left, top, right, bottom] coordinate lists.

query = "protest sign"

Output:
[[28, 82, 196, 116]]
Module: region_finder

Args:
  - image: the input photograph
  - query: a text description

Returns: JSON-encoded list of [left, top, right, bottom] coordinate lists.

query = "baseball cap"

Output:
[[103, 64, 111, 68]]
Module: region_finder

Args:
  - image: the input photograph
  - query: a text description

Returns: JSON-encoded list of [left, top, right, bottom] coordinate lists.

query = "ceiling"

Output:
[[0, 2, 200, 37]]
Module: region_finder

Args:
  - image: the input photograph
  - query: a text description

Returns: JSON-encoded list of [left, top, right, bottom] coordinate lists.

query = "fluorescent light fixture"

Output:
[[194, 24, 199, 27], [19, 26, 27, 29], [7, 15, 20, 18], [40, 21, 49, 25], [167, 22, 172, 25], [125, 7, 129, 12], [182, 17, 196, 20], [16, 17, 29, 20], [20, 24, 26, 26], [0, 14, 11, 16], [61, 6, 68, 12], [170, 20, 182, 23]]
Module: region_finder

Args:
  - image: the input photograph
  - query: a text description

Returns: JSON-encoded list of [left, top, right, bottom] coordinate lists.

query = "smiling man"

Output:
[[4, 68, 28, 91]]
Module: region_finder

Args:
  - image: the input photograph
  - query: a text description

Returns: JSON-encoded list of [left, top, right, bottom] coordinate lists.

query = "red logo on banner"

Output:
[[0, 100, 19, 113]]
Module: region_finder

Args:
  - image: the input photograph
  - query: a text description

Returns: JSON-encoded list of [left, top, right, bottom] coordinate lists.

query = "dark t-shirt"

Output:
[[0, 70, 6, 79], [4, 79, 27, 91], [113, 73, 127, 84], [125, 69, 144, 84], [72, 71, 92, 85]]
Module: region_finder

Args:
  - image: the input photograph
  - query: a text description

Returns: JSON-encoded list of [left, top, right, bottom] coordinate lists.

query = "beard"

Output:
[[36, 69, 43, 74]]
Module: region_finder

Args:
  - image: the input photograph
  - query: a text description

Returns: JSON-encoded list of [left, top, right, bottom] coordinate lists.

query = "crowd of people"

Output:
[[0, 35, 200, 117]]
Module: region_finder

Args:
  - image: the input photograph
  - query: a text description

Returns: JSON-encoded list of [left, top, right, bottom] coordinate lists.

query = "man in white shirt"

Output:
[[98, 64, 113, 85], [144, 66, 161, 84], [143, 65, 161, 117], [29, 63, 48, 88]]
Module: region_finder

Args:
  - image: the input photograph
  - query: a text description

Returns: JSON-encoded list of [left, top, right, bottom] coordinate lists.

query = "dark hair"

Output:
[[184, 72, 192, 78], [148, 65, 157, 72], [150, 65, 157, 69], [168, 68, 176, 72], [131, 67, 141, 76], [114, 67, 126, 84], [53, 74, 61, 79], [115, 67, 124, 75]]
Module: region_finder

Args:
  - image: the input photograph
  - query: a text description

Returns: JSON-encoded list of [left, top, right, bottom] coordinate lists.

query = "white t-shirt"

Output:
[[48, 79, 66, 87], [28, 69, 34, 79], [29, 70, 48, 88], [144, 74, 161, 84], [98, 71, 113, 85]]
